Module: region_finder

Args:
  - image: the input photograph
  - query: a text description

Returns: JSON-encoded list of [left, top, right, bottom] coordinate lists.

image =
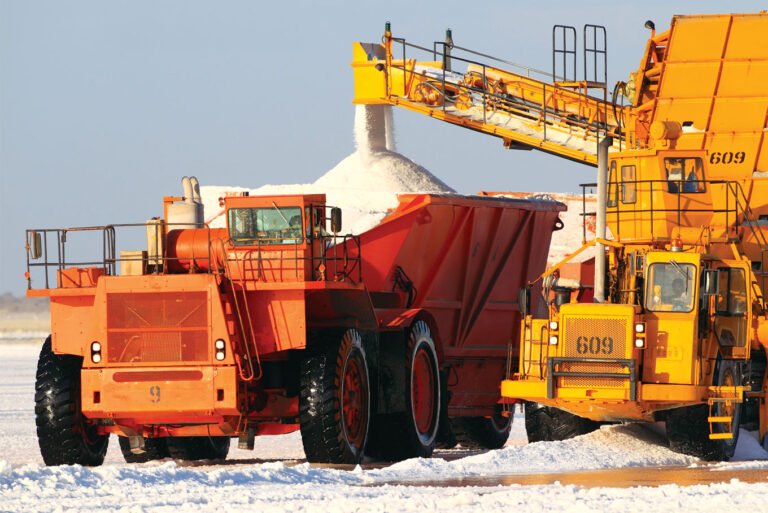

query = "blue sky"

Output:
[[1, 1, 764, 294]]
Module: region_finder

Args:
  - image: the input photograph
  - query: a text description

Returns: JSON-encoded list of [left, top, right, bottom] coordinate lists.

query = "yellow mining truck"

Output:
[[353, 13, 768, 459]]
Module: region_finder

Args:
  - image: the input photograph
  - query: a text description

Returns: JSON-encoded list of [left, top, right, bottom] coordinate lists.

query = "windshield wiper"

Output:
[[271, 201, 290, 225], [669, 260, 690, 292]]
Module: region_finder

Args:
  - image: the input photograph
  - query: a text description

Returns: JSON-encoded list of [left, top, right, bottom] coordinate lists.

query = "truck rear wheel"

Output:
[[666, 359, 742, 461], [524, 402, 599, 442], [166, 436, 230, 461], [299, 329, 370, 464], [118, 437, 170, 463], [451, 406, 513, 449], [368, 321, 441, 460], [35, 336, 109, 466]]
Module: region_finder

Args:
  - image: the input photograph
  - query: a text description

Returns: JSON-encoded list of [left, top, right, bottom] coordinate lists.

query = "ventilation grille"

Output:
[[106, 292, 208, 363]]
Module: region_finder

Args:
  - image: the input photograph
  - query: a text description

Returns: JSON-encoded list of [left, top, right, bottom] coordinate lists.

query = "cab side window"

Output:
[[607, 161, 618, 207], [716, 268, 747, 316], [621, 165, 636, 204]]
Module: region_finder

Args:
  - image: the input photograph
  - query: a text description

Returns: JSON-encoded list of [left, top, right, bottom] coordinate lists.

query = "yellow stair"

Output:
[[706, 386, 744, 441]]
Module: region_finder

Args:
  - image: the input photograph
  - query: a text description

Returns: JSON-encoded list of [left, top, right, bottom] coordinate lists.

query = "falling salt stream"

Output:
[[202, 105, 453, 233]]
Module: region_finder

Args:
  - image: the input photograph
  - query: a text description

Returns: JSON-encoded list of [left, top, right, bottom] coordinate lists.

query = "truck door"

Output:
[[714, 266, 750, 360]]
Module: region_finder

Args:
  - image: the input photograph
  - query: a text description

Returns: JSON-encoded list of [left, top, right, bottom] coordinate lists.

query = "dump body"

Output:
[[353, 193, 564, 414]]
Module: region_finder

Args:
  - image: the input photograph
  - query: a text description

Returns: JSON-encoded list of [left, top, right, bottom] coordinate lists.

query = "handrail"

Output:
[[215, 238, 261, 382], [379, 34, 626, 165], [25, 222, 363, 290], [25, 223, 207, 290], [577, 178, 768, 308]]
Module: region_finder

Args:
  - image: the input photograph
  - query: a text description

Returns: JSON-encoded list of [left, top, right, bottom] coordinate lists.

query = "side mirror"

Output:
[[28, 231, 43, 260], [518, 286, 531, 317], [330, 207, 342, 234], [702, 269, 719, 296]]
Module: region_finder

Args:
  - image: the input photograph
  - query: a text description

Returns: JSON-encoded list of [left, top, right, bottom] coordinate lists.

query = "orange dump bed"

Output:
[[353, 193, 565, 413]]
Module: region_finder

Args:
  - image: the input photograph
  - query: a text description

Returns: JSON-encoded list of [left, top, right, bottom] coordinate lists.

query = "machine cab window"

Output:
[[716, 268, 747, 316], [621, 165, 637, 204], [228, 206, 304, 246], [607, 161, 618, 207], [665, 157, 705, 194], [645, 261, 696, 312]]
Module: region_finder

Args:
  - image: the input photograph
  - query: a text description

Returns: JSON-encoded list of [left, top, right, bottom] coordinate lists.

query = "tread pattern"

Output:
[[166, 436, 230, 461], [35, 336, 109, 466], [666, 405, 724, 461], [119, 437, 170, 463], [524, 402, 599, 442], [666, 359, 742, 462], [451, 410, 512, 450], [299, 330, 369, 464]]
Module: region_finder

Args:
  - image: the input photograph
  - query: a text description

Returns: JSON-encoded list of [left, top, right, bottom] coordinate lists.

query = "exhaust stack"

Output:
[[594, 137, 613, 303]]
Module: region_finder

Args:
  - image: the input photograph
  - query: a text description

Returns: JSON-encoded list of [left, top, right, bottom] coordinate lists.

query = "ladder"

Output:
[[707, 385, 744, 440]]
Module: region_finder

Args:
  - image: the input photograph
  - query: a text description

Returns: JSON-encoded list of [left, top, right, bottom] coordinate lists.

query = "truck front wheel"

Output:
[[119, 437, 170, 463], [166, 436, 230, 461], [35, 336, 109, 466], [666, 359, 742, 461], [451, 405, 513, 449], [299, 329, 370, 464], [524, 402, 599, 442]]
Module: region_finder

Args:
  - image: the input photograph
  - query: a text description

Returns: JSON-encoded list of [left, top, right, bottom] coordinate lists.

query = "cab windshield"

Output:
[[228, 207, 303, 245], [645, 261, 697, 312], [665, 157, 705, 193]]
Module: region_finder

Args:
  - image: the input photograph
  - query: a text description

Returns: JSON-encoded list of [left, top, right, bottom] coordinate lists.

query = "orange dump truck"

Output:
[[26, 181, 564, 465]]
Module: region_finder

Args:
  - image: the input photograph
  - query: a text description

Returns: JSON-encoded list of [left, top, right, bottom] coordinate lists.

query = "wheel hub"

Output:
[[412, 347, 437, 435]]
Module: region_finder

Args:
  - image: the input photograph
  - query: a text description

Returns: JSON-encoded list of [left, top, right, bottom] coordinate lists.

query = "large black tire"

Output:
[[524, 402, 599, 442], [119, 436, 170, 463], [166, 436, 230, 461], [666, 359, 741, 461], [35, 336, 109, 466], [368, 321, 441, 460], [451, 406, 513, 449], [299, 329, 370, 464]]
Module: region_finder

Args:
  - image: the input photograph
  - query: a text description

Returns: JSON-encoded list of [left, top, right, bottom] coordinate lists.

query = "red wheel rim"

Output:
[[412, 346, 436, 435], [342, 356, 366, 447]]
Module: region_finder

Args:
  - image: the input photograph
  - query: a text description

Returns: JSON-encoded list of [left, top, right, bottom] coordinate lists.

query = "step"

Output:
[[707, 416, 733, 423], [709, 433, 734, 440], [707, 385, 745, 402]]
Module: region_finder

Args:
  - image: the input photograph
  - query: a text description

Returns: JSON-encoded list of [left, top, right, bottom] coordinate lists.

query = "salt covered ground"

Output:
[[4, 338, 768, 512]]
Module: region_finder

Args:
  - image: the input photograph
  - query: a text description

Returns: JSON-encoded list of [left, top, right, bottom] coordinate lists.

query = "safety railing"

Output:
[[382, 32, 625, 162], [24, 223, 209, 290], [25, 223, 363, 291], [578, 178, 768, 308], [578, 179, 752, 241]]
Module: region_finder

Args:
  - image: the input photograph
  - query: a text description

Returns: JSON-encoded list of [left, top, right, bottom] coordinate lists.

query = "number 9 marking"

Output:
[[149, 385, 161, 403]]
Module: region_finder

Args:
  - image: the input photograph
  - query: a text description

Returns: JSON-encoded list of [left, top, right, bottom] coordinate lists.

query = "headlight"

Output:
[[549, 321, 559, 331], [90, 341, 102, 363], [214, 339, 226, 361], [549, 335, 558, 345], [634, 338, 645, 348], [635, 323, 645, 334]]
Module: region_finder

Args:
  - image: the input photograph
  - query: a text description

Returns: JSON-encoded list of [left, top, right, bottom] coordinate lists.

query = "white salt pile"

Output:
[[201, 105, 454, 233]]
